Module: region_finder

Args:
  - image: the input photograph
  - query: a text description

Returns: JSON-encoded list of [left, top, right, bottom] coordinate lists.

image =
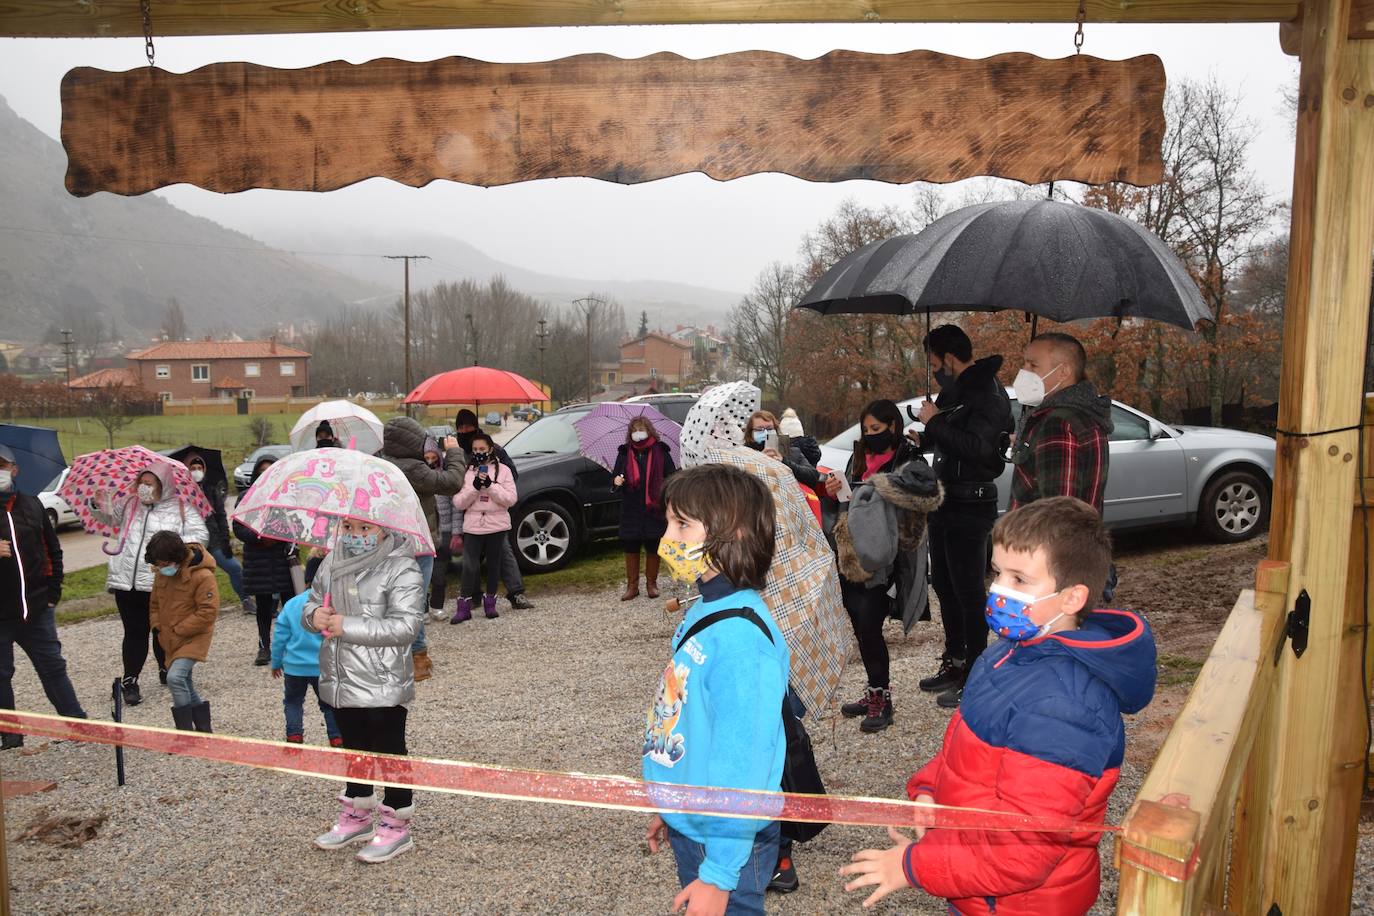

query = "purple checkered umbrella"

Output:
[[573, 403, 681, 473]]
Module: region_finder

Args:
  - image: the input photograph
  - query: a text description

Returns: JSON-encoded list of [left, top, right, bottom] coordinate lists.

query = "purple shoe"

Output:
[[482, 594, 500, 619], [449, 597, 472, 624]]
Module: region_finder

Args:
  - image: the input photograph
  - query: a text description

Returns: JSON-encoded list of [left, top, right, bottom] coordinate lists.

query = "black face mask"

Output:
[[455, 431, 477, 452], [933, 363, 957, 390], [316, 437, 337, 449], [862, 430, 896, 453], [471, 453, 491, 463]]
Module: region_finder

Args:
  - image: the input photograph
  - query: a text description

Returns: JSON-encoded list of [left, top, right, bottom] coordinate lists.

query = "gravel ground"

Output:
[[2, 532, 1369, 914]]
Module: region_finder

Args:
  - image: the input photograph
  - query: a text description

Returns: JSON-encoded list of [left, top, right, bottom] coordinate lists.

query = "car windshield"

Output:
[[504, 409, 591, 456], [42, 471, 63, 493]]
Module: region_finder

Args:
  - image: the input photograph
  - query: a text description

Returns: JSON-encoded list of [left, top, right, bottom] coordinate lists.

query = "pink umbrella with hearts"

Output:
[[230, 447, 434, 556], [58, 446, 213, 553]]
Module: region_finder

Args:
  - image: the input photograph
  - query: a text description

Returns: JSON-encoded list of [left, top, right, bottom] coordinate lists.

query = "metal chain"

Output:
[[1073, 0, 1086, 54], [140, 0, 155, 67]]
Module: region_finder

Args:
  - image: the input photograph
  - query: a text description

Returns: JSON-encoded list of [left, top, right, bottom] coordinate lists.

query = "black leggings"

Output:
[[114, 589, 166, 681], [461, 533, 503, 598], [841, 580, 890, 691], [335, 705, 411, 809], [255, 593, 290, 650]]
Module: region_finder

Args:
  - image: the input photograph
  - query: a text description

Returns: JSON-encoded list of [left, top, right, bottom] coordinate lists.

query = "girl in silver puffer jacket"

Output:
[[302, 520, 424, 864]]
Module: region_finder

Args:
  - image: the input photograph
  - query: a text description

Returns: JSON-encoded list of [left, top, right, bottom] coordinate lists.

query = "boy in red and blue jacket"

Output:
[[842, 496, 1155, 915]]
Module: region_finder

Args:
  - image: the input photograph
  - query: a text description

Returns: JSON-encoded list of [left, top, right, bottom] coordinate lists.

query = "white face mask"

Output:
[[630, 431, 649, 443], [1013, 364, 1064, 408], [137, 484, 157, 504], [190, 469, 205, 483], [0, 470, 11, 491]]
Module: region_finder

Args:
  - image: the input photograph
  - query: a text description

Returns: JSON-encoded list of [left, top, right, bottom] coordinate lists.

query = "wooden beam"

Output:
[[0, 0, 1304, 38], [1256, 0, 1374, 909], [57, 51, 1166, 196]]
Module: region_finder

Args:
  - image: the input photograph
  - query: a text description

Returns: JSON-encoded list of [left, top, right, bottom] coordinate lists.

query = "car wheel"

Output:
[[513, 501, 577, 573], [1199, 469, 1270, 543], [46, 509, 59, 532]]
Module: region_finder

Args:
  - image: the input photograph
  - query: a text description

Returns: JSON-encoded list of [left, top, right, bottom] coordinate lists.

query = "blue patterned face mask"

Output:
[[985, 583, 1066, 641], [340, 533, 378, 556]]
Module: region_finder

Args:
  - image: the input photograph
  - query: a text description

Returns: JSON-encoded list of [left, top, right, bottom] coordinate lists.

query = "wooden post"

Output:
[[1252, 0, 1374, 909]]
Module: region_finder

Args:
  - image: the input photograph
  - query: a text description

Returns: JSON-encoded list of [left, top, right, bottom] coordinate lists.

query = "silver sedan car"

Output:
[[816, 391, 1275, 542]]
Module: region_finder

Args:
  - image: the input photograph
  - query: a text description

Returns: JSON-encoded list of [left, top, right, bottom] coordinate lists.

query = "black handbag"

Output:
[[674, 608, 830, 844]]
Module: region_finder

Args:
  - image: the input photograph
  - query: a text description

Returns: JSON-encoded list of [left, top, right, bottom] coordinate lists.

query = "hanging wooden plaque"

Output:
[[60, 50, 1165, 197]]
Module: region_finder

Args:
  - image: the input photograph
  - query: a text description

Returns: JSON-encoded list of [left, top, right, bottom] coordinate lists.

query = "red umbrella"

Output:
[[404, 367, 547, 406]]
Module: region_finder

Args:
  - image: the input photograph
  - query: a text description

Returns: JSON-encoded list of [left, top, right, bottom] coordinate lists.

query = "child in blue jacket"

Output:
[[271, 586, 342, 747], [642, 465, 790, 916]]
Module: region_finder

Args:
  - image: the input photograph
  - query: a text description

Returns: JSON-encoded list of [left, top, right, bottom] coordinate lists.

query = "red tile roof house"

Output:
[[126, 339, 311, 401]]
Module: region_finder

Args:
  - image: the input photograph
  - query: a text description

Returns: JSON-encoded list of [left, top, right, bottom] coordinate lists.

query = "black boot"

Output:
[[1, 732, 23, 751], [254, 645, 270, 667], [121, 676, 143, 706], [918, 655, 966, 694], [190, 701, 213, 733], [171, 704, 195, 731], [859, 687, 893, 734], [841, 686, 878, 718]]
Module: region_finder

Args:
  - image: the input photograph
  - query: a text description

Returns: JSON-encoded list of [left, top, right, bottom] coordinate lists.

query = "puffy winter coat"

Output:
[[0, 490, 63, 620], [103, 464, 210, 594], [435, 490, 455, 536], [233, 518, 297, 596], [902, 609, 1156, 915], [149, 544, 220, 664], [302, 537, 425, 708], [380, 417, 466, 542], [454, 463, 517, 535]]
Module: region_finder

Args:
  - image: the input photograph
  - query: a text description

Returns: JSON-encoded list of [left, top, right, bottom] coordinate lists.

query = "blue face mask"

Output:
[[340, 533, 378, 556], [751, 429, 769, 444], [158, 565, 180, 577], [985, 582, 1066, 641]]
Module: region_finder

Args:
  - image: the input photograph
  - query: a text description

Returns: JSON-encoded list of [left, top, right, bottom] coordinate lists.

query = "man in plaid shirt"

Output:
[[1009, 333, 1113, 513]]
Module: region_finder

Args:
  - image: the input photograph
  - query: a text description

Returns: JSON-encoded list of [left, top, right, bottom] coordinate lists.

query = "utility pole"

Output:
[[60, 329, 74, 384], [384, 255, 429, 416], [573, 296, 604, 404], [535, 318, 550, 412], [465, 312, 478, 366]]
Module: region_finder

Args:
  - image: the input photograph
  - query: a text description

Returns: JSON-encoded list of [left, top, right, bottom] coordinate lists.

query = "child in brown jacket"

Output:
[[145, 531, 220, 732]]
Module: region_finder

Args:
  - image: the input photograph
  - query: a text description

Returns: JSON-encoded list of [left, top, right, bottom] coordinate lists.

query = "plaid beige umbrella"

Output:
[[682, 383, 852, 718]]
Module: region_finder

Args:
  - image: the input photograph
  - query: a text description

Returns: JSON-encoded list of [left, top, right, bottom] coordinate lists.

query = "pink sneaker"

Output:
[[314, 793, 377, 850], [356, 804, 414, 863]]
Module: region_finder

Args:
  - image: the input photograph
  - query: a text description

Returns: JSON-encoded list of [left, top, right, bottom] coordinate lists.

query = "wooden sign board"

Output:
[[60, 50, 1165, 197]]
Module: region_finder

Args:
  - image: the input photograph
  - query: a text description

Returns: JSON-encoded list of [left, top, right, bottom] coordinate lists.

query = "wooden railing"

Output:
[[1115, 562, 1288, 914]]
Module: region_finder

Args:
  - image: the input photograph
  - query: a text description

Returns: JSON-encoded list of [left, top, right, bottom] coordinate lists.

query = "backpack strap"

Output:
[[675, 607, 774, 653]]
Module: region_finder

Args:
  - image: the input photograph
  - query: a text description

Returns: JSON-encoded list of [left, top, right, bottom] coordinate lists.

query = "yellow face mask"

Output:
[[657, 540, 712, 584]]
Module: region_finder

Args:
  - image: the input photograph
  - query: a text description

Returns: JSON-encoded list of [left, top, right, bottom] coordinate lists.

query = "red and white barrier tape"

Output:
[[0, 711, 1118, 836]]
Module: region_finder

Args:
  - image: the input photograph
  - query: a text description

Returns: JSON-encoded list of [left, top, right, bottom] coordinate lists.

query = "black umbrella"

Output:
[[161, 444, 227, 498], [797, 199, 1211, 331]]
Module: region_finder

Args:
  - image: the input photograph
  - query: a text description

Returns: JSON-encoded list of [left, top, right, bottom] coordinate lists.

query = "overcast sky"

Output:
[[0, 23, 1297, 296]]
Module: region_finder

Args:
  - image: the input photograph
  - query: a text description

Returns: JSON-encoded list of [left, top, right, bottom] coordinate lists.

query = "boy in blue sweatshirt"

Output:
[[643, 465, 790, 916], [271, 586, 342, 746]]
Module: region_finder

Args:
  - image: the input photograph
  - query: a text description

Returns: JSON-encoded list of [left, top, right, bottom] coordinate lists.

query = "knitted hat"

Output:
[[779, 408, 804, 438]]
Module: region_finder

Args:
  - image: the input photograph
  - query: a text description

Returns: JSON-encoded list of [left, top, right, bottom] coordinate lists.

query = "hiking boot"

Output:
[[1, 733, 23, 751], [254, 645, 271, 667], [918, 655, 967, 694], [482, 594, 500, 619], [841, 686, 881, 718], [450, 597, 472, 624], [508, 593, 535, 610], [171, 704, 195, 731], [768, 855, 800, 893], [936, 686, 963, 709], [121, 676, 143, 707], [190, 701, 212, 733], [412, 649, 433, 682], [859, 688, 893, 733], [314, 794, 378, 850], [356, 804, 414, 864]]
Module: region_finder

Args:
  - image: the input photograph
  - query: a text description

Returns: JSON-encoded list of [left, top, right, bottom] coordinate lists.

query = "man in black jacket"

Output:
[[914, 326, 1015, 709], [0, 446, 86, 749]]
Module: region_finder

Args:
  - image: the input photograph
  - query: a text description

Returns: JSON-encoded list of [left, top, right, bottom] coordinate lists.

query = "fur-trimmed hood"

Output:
[[835, 461, 942, 585]]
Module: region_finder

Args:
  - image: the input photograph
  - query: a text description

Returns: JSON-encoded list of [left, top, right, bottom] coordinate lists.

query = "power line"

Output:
[[0, 223, 398, 260]]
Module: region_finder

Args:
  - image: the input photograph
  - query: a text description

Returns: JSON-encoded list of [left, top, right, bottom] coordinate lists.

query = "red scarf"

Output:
[[625, 436, 663, 509]]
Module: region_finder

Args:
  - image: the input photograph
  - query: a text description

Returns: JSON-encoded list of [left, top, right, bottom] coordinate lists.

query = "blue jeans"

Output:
[[411, 555, 433, 653], [666, 820, 778, 916], [283, 674, 340, 740], [0, 604, 86, 728], [166, 658, 202, 707], [208, 545, 247, 602]]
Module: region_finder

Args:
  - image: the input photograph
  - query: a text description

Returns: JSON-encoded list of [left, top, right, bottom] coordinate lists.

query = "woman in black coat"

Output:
[[232, 456, 297, 667], [611, 416, 676, 601]]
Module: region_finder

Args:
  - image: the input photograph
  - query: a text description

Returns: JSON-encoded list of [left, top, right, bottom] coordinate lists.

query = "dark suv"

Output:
[[504, 395, 698, 572]]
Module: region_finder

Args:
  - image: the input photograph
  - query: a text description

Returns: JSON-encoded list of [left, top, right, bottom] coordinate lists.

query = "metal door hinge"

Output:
[[1273, 590, 1310, 664]]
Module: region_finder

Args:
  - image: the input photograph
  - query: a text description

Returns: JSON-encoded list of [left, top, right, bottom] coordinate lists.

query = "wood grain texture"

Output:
[[0, 0, 1303, 38], [58, 51, 1166, 197]]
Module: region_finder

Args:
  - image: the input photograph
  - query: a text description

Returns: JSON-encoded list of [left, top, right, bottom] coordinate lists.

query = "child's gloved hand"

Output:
[[839, 826, 918, 909]]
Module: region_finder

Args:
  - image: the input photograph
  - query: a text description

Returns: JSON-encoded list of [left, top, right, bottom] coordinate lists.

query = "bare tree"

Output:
[[86, 383, 149, 449], [161, 297, 189, 341], [728, 262, 806, 400]]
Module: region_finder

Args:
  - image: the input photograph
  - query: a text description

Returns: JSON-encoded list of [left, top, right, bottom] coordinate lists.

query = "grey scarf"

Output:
[[326, 531, 395, 619]]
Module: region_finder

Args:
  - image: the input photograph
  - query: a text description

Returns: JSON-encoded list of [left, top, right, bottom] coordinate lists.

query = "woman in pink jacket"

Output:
[[450, 432, 518, 623]]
